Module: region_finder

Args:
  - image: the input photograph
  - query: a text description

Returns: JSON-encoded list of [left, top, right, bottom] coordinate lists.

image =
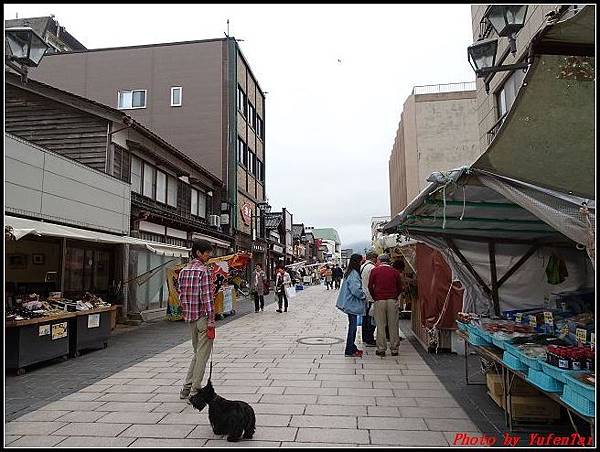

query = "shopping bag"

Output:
[[285, 286, 297, 299]]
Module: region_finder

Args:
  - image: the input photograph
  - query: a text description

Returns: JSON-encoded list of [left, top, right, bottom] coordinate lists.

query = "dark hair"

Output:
[[255, 263, 262, 269], [191, 240, 213, 258], [344, 254, 363, 278], [393, 260, 406, 272], [366, 251, 378, 260]]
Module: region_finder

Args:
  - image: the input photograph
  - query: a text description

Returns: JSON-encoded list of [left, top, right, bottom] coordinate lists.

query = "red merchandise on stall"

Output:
[[413, 243, 464, 350]]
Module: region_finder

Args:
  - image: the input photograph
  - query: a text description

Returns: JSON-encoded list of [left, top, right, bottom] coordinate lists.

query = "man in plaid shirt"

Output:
[[177, 240, 216, 400]]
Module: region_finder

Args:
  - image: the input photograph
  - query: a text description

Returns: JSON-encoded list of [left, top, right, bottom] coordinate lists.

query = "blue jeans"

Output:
[[345, 314, 358, 355]]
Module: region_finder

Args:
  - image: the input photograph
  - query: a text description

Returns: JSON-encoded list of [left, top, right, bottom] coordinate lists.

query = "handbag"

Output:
[[285, 286, 297, 299]]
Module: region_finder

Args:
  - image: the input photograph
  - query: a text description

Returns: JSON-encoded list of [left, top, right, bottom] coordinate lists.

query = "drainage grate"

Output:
[[297, 337, 344, 345]]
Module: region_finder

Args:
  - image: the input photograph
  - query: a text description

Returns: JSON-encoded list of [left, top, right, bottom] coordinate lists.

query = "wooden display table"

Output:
[[6, 312, 77, 375], [69, 306, 117, 357]]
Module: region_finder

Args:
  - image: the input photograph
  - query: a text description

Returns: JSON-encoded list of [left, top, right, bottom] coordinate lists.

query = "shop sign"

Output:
[[543, 312, 554, 326], [576, 328, 587, 344], [253, 244, 266, 253], [272, 244, 284, 254], [51, 322, 68, 340], [39, 325, 50, 336], [88, 314, 100, 329], [528, 315, 537, 328], [241, 202, 253, 226], [515, 313, 523, 323]]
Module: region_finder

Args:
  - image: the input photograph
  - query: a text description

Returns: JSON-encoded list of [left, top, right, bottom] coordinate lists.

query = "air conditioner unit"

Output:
[[208, 215, 221, 227]]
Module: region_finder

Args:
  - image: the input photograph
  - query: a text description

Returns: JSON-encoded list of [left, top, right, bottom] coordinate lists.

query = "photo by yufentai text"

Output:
[[453, 433, 593, 447]]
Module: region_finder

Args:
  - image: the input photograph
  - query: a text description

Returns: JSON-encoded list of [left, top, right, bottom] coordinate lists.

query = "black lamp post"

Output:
[[467, 5, 530, 92], [5, 26, 50, 82]]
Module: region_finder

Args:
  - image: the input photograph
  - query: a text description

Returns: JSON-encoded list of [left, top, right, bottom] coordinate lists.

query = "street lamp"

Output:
[[467, 5, 530, 92], [5, 27, 50, 81]]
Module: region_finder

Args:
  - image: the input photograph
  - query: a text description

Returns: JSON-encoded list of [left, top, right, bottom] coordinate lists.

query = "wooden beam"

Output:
[[445, 238, 491, 296], [497, 244, 539, 289], [488, 241, 501, 317]]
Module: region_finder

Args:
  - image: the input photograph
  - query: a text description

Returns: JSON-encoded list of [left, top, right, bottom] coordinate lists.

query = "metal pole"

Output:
[[122, 243, 130, 321]]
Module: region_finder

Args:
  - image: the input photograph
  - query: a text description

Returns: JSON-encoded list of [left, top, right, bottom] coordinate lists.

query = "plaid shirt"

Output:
[[177, 259, 214, 323]]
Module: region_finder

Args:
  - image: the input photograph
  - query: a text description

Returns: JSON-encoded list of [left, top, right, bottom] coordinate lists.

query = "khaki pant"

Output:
[[183, 317, 213, 392], [373, 299, 400, 353]]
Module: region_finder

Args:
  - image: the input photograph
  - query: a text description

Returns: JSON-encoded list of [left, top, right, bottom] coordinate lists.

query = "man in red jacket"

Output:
[[368, 253, 403, 357]]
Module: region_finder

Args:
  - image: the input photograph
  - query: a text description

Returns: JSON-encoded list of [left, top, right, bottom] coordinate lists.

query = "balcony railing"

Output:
[[413, 81, 476, 95]]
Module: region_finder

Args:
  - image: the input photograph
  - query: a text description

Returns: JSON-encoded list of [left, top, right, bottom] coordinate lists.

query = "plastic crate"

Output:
[[468, 333, 491, 346], [564, 373, 595, 402], [502, 352, 528, 372], [514, 348, 544, 371], [295, 284, 304, 291], [477, 328, 493, 342], [504, 341, 521, 356], [456, 321, 468, 332], [491, 336, 509, 350], [526, 368, 564, 393], [539, 360, 585, 384], [561, 385, 595, 417]]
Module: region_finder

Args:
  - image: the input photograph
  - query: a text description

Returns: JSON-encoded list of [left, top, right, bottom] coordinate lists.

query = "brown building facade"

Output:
[[388, 83, 480, 216], [28, 37, 267, 262]]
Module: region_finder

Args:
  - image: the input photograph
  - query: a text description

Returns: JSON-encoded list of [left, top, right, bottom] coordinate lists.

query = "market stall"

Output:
[[383, 6, 595, 431], [166, 251, 252, 321]]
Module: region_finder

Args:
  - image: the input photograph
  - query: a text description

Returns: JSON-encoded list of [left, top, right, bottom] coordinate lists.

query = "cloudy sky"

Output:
[[4, 4, 475, 246]]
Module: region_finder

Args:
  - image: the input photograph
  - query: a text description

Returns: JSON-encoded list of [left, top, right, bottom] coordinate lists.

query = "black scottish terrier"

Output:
[[189, 380, 256, 442]]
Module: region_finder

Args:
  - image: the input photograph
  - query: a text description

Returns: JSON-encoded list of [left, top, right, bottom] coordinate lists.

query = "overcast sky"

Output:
[[4, 4, 475, 246]]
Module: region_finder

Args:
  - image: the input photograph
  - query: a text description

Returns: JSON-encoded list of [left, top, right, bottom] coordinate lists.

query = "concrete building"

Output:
[[4, 16, 86, 53], [25, 36, 267, 268], [471, 4, 573, 153], [388, 82, 480, 216], [312, 228, 342, 264]]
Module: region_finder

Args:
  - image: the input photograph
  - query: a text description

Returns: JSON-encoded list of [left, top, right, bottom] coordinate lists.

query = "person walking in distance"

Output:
[[252, 263, 267, 312], [324, 266, 334, 290], [275, 265, 291, 313], [332, 264, 344, 290], [368, 253, 403, 357], [177, 240, 216, 400], [335, 253, 367, 357], [360, 251, 378, 347]]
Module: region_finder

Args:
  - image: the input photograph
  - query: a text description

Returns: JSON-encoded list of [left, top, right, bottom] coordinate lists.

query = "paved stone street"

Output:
[[5, 286, 479, 447]]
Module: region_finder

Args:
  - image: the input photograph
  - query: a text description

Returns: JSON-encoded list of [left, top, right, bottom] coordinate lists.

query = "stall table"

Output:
[[69, 306, 117, 357], [6, 312, 77, 375], [457, 330, 595, 441]]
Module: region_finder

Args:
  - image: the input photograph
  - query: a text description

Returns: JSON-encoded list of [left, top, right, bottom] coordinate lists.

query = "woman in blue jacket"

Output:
[[336, 253, 367, 357]]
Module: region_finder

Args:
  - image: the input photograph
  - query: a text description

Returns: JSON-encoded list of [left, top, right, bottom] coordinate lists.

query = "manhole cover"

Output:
[[297, 336, 344, 345]]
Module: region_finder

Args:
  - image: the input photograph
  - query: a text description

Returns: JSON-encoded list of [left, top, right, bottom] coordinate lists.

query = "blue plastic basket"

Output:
[[491, 336, 509, 350], [468, 333, 491, 346], [526, 368, 564, 393], [504, 341, 521, 356], [295, 284, 304, 291], [514, 348, 544, 371], [456, 321, 468, 332], [564, 373, 595, 402], [561, 385, 595, 417], [539, 360, 585, 384], [477, 328, 493, 342], [502, 352, 528, 372]]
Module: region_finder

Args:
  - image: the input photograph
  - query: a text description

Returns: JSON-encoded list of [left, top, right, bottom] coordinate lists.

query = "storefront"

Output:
[[267, 243, 285, 282]]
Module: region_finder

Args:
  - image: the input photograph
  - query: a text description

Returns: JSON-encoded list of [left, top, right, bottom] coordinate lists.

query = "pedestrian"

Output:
[[335, 253, 367, 357], [368, 253, 403, 357], [332, 264, 343, 290], [252, 263, 267, 312], [360, 251, 378, 347], [275, 265, 292, 313], [177, 240, 216, 400], [324, 266, 333, 290]]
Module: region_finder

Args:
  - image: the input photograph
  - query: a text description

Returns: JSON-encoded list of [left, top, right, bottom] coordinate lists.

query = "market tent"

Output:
[[5, 215, 190, 258], [383, 169, 595, 316]]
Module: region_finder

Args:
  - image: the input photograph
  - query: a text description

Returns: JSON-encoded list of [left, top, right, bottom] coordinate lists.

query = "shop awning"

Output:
[[5, 216, 190, 258], [472, 6, 595, 199]]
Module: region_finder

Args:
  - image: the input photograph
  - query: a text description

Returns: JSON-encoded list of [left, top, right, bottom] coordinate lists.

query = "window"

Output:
[[167, 175, 177, 207], [496, 69, 526, 119], [143, 162, 156, 198], [237, 137, 246, 165], [118, 89, 147, 109], [131, 155, 142, 193], [256, 116, 264, 140], [257, 159, 264, 182], [237, 85, 247, 116], [248, 102, 256, 129], [190, 188, 207, 218], [156, 170, 167, 203], [248, 150, 255, 176], [171, 87, 182, 107], [243, 144, 248, 167]]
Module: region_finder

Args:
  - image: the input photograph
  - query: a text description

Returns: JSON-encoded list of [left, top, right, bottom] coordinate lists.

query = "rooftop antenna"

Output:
[[225, 19, 230, 37]]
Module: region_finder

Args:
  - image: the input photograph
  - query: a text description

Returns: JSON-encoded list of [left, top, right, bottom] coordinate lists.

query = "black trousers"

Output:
[[254, 293, 265, 311], [362, 305, 376, 344], [277, 290, 288, 311], [334, 278, 341, 289]]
